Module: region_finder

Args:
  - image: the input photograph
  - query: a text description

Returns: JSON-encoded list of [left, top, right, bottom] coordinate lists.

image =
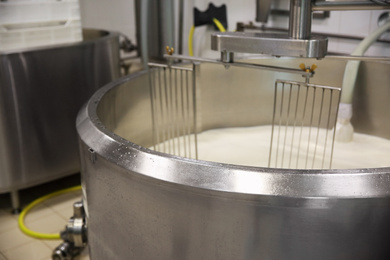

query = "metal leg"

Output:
[[11, 190, 21, 214]]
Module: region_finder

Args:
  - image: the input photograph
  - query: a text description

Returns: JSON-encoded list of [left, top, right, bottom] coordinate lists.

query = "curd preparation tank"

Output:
[[77, 57, 390, 259]]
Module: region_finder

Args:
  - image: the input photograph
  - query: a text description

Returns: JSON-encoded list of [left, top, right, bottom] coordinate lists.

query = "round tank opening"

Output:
[[97, 58, 390, 171]]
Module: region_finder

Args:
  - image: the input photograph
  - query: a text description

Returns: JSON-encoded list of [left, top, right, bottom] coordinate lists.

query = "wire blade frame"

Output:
[[148, 63, 198, 159], [269, 79, 341, 169]]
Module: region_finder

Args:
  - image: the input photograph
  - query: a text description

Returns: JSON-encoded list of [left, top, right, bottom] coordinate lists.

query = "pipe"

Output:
[[289, 0, 313, 39], [313, 1, 390, 11], [256, 0, 273, 23], [336, 19, 390, 142], [178, 0, 184, 54], [160, 0, 175, 52], [341, 19, 390, 104], [140, 0, 150, 69]]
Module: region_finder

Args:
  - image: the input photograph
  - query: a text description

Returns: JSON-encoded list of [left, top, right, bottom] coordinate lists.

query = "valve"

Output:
[[52, 201, 87, 260]]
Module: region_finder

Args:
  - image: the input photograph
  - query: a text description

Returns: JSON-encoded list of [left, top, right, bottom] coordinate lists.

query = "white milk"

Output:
[[153, 125, 390, 169]]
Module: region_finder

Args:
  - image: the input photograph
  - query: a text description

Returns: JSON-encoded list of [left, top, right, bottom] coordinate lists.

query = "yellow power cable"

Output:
[[18, 185, 82, 240], [188, 18, 226, 56]]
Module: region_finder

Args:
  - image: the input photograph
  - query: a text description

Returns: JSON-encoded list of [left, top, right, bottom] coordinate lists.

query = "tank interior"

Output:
[[97, 58, 390, 170], [78, 57, 390, 260]]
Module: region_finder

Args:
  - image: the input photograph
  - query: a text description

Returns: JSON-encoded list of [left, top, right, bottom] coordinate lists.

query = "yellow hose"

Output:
[[188, 25, 195, 56], [188, 18, 226, 56], [18, 185, 82, 239], [212, 18, 226, 32]]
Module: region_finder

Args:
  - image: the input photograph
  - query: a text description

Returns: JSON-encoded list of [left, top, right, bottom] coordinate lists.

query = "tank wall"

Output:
[[79, 140, 390, 260], [98, 58, 390, 148], [79, 57, 390, 260], [97, 72, 154, 148], [352, 61, 390, 137]]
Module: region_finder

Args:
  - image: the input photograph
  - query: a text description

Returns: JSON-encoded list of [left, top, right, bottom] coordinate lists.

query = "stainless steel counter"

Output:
[[0, 29, 121, 210]]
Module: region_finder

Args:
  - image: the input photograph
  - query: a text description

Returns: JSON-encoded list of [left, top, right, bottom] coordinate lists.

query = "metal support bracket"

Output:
[[211, 32, 328, 58]]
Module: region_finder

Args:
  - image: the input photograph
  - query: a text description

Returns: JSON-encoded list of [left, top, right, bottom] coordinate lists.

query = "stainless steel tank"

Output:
[[0, 29, 121, 209], [77, 58, 390, 260]]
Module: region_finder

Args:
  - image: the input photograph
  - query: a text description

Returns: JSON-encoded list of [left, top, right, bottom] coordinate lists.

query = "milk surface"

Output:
[[154, 125, 390, 169]]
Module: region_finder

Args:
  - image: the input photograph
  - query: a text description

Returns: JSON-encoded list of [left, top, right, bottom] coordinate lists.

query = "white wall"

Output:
[[79, 0, 137, 42], [266, 0, 390, 56], [190, 0, 390, 57], [79, 0, 390, 57]]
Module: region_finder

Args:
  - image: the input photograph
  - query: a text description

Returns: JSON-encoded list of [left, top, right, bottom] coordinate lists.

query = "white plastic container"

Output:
[[0, 0, 82, 51]]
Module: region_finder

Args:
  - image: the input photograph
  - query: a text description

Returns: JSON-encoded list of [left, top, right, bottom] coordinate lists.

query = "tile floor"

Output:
[[0, 174, 89, 260]]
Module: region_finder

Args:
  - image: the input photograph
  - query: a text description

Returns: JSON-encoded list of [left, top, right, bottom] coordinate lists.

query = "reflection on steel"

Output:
[[0, 29, 121, 211]]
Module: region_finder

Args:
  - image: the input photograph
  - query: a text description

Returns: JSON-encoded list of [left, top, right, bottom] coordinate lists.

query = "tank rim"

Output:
[[76, 69, 390, 199]]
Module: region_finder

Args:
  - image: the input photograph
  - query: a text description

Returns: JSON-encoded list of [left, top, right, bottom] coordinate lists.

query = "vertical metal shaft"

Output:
[[11, 190, 20, 213], [149, 69, 157, 150], [256, 0, 273, 23], [289, 0, 312, 39]]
